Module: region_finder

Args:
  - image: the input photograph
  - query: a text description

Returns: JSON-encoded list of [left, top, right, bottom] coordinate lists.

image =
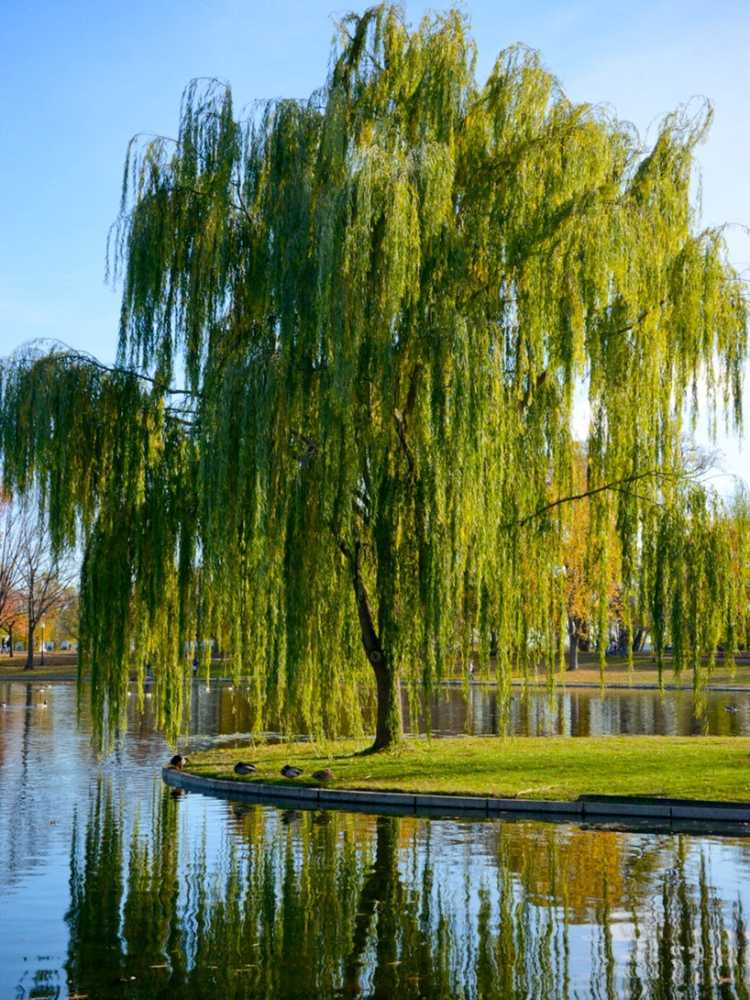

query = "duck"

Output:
[[233, 761, 257, 775], [169, 754, 188, 769], [312, 768, 334, 782], [281, 764, 303, 778], [724, 705, 739, 714]]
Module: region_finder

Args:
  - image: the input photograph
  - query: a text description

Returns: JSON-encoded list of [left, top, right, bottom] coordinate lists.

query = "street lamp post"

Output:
[[40, 621, 45, 667]]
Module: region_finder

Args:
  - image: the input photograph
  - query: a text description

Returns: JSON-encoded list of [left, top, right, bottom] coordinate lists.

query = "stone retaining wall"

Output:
[[162, 767, 750, 830]]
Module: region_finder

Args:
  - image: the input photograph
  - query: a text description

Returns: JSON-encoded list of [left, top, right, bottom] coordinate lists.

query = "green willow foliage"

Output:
[[0, 5, 748, 745]]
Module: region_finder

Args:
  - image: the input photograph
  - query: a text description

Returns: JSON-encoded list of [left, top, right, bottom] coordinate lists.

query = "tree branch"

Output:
[[393, 410, 414, 476], [509, 468, 694, 528], [11, 340, 198, 397], [518, 368, 548, 414], [393, 364, 423, 475], [605, 299, 666, 340]]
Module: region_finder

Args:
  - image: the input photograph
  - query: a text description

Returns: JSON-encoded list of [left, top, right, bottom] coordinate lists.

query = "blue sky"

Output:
[[1, 0, 748, 484]]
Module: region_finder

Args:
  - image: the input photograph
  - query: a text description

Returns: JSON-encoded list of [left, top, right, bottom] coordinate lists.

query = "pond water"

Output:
[[112, 677, 750, 740], [2, 681, 750, 999], [416, 683, 750, 737]]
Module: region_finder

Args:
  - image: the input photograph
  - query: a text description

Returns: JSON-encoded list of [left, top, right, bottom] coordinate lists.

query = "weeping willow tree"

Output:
[[0, 5, 747, 748]]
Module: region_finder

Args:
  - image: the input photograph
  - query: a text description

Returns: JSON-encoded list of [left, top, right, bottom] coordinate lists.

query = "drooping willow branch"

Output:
[[510, 467, 708, 529], [4, 340, 198, 397]]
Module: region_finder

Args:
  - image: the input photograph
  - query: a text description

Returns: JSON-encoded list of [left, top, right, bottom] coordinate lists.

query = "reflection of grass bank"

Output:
[[187, 735, 750, 803]]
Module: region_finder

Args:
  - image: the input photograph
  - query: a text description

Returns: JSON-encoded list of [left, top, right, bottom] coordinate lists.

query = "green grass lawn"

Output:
[[186, 735, 750, 803]]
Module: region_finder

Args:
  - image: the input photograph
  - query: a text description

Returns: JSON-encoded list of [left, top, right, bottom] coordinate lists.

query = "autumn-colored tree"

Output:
[[559, 447, 623, 670]]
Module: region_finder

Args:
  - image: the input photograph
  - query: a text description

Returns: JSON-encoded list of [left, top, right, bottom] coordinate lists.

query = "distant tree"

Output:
[[0, 501, 24, 655], [560, 448, 734, 672], [559, 449, 621, 671], [56, 587, 80, 645], [0, 591, 25, 657], [727, 489, 750, 654], [16, 511, 76, 669], [0, 6, 747, 745]]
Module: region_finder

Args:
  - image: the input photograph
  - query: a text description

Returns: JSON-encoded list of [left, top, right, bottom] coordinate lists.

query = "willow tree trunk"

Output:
[[371, 660, 402, 752], [351, 554, 402, 751], [567, 616, 579, 672]]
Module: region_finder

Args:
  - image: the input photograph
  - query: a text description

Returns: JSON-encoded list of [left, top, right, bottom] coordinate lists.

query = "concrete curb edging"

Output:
[[162, 768, 750, 826]]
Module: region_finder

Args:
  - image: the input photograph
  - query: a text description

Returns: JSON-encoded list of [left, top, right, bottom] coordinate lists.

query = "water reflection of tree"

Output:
[[0, 684, 58, 890], [65, 787, 127, 994], [64, 787, 750, 999], [496, 824, 671, 924]]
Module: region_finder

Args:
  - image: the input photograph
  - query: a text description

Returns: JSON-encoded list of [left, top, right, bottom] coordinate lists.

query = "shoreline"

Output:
[[0, 671, 80, 683], [162, 765, 750, 831], [4, 672, 750, 694], [179, 735, 750, 812]]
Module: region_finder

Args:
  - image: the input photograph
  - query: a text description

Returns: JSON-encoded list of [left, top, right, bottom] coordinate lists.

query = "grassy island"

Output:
[[185, 736, 750, 803]]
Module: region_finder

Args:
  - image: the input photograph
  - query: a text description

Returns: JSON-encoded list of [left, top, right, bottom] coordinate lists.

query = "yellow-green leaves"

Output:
[[1, 5, 747, 743]]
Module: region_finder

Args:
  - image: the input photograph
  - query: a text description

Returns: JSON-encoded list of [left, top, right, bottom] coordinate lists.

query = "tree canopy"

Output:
[[0, 5, 747, 747]]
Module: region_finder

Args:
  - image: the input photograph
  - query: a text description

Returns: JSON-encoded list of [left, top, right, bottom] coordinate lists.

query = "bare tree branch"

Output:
[[14, 508, 78, 667], [509, 467, 699, 529]]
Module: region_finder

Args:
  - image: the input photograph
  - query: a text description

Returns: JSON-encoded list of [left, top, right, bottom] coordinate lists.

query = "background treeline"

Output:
[[556, 450, 750, 675], [0, 498, 78, 666]]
